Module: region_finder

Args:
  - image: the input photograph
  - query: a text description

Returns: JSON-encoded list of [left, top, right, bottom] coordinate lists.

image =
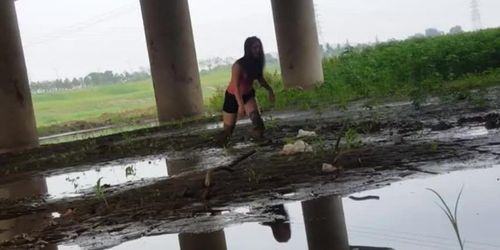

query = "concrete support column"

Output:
[[271, 0, 324, 89], [0, 177, 57, 250], [178, 231, 228, 250], [140, 0, 204, 123], [0, 0, 38, 153], [301, 195, 349, 250]]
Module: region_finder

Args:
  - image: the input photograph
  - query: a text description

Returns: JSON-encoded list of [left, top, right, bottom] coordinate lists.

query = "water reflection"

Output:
[[260, 205, 291, 243], [302, 196, 350, 250], [178, 231, 227, 250], [166, 155, 228, 250], [0, 177, 58, 249], [46, 158, 168, 199]]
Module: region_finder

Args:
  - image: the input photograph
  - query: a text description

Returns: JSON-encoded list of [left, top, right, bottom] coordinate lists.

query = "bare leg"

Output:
[[244, 98, 265, 139]]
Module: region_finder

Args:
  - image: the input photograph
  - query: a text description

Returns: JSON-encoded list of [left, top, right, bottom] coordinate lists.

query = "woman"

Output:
[[216, 36, 275, 145]]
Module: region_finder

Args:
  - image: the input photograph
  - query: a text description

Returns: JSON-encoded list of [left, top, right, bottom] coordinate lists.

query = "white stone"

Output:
[[296, 129, 317, 138], [322, 163, 338, 173], [281, 140, 313, 155]]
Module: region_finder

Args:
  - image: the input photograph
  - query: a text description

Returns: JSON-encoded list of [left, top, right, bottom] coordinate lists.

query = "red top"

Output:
[[226, 69, 254, 96]]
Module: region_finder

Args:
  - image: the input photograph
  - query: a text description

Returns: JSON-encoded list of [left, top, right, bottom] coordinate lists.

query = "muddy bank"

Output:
[[1, 91, 500, 249]]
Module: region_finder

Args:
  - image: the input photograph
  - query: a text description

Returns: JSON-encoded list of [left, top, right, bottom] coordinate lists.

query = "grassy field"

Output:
[[33, 67, 228, 127]]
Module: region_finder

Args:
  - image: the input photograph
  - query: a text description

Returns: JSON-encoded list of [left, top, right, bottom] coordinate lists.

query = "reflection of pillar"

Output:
[[178, 231, 227, 250], [301, 195, 349, 250], [271, 0, 324, 89], [166, 157, 228, 250], [0, 0, 38, 153], [166, 158, 198, 176], [139, 0, 204, 122], [0, 177, 57, 249]]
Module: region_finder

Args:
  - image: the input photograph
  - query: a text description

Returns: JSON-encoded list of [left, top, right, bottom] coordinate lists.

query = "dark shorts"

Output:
[[222, 89, 255, 113]]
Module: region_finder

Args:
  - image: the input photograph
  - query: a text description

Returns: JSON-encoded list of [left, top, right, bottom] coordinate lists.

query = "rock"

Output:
[[431, 121, 453, 131], [280, 140, 313, 155], [321, 163, 337, 173], [296, 129, 317, 138], [485, 113, 500, 129], [392, 134, 403, 145]]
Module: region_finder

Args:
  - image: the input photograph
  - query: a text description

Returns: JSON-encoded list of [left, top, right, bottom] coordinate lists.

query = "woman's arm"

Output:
[[258, 76, 275, 104]]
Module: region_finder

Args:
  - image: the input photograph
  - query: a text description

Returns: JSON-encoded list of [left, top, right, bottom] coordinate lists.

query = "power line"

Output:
[[24, 0, 137, 48]]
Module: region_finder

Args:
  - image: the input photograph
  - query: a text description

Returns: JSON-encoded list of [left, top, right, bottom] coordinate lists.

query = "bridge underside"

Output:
[[0, 0, 323, 152]]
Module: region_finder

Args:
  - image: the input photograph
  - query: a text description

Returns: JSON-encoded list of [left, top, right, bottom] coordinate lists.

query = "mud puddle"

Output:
[[48, 165, 500, 250]]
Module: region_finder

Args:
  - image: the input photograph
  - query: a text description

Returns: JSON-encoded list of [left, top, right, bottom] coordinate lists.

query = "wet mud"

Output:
[[1, 91, 500, 249]]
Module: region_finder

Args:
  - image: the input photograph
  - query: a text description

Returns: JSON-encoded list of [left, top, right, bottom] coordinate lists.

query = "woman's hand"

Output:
[[238, 105, 246, 117]]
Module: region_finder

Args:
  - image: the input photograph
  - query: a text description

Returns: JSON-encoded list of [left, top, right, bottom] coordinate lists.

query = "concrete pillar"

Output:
[[166, 157, 197, 176], [178, 231, 228, 250], [140, 0, 204, 123], [301, 195, 349, 250], [0, 0, 38, 153], [271, 0, 324, 89], [166, 157, 228, 250], [0, 177, 57, 250]]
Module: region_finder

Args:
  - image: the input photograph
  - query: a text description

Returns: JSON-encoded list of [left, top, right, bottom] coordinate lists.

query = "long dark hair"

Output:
[[237, 36, 265, 80]]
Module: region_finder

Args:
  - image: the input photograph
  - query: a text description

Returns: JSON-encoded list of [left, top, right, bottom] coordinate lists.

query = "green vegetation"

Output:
[[33, 80, 156, 127], [95, 177, 109, 208], [34, 28, 500, 137], [428, 188, 465, 250]]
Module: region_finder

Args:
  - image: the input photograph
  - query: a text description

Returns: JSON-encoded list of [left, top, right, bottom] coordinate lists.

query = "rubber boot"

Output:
[[214, 124, 234, 147], [249, 111, 265, 141]]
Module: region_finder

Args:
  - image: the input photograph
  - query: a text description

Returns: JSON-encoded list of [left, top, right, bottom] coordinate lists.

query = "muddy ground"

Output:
[[1, 89, 500, 249]]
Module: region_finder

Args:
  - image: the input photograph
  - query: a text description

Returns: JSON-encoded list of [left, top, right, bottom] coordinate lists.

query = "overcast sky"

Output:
[[14, 0, 500, 81]]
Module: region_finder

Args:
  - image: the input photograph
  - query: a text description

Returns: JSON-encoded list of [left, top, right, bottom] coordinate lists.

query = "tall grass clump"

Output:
[[428, 188, 465, 250]]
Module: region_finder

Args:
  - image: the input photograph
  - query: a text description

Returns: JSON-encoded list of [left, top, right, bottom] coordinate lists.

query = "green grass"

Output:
[[33, 69, 232, 128], [33, 80, 155, 127]]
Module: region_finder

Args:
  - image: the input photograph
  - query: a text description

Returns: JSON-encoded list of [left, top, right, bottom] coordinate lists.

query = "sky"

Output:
[[13, 0, 500, 81]]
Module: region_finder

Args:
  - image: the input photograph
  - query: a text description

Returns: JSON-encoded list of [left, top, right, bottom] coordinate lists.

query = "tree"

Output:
[[425, 28, 444, 37], [449, 25, 464, 34]]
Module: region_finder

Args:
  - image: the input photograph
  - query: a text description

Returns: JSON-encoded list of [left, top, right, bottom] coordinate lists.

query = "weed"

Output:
[[265, 115, 280, 130], [244, 168, 261, 184], [125, 165, 136, 178], [95, 177, 109, 208], [427, 187, 464, 250], [344, 128, 362, 149], [430, 143, 439, 152]]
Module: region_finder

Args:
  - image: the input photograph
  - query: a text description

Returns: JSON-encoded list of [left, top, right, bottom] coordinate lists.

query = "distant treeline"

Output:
[[321, 25, 468, 58], [30, 69, 151, 93], [199, 53, 279, 74]]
